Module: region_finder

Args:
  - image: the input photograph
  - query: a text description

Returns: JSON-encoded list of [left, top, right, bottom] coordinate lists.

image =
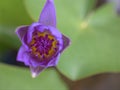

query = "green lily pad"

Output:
[[0, 26, 20, 51], [0, 0, 32, 26], [0, 63, 68, 90], [0, 0, 32, 51], [24, 0, 120, 80]]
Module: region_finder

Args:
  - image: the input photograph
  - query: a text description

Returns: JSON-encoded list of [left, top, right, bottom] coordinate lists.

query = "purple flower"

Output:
[[16, 0, 70, 78]]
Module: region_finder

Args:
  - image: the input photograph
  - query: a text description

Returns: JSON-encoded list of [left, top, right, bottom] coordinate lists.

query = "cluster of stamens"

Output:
[[29, 30, 59, 60]]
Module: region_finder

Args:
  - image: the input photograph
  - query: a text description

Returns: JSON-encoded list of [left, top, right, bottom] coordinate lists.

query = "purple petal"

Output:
[[15, 25, 29, 42], [34, 24, 48, 32], [39, 0, 56, 27], [30, 65, 45, 78], [16, 25, 29, 49], [47, 26, 63, 51], [61, 35, 71, 53], [48, 26, 61, 38], [47, 53, 60, 67], [28, 55, 48, 67], [17, 46, 30, 66], [27, 22, 41, 43]]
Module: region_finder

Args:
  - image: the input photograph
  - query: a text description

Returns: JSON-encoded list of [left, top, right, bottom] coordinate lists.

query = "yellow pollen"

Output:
[[29, 30, 59, 60]]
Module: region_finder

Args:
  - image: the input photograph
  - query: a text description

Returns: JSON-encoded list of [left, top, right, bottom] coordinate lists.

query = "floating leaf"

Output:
[[24, 0, 120, 80], [0, 63, 68, 90], [0, 0, 32, 51]]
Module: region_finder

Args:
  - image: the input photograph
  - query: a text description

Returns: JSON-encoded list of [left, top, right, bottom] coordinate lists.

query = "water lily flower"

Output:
[[16, 0, 70, 78]]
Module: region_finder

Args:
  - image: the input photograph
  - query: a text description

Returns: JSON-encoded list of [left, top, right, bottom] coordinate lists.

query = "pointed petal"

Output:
[[17, 46, 30, 66], [30, 65, 45, 78], [15, 25, 29, 41], [39, 0, 56, 27], [16, 25, 29, 49], [61, 35, 71, 53], [47, 53, 60, 67], [27, 22, 41, 43]]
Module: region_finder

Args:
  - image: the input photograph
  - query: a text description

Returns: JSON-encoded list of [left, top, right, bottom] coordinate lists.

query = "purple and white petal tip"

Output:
[[30, 65, 45, 78]]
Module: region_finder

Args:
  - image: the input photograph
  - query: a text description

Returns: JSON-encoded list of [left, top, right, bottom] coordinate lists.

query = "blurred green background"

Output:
[[0, 0, 120, 90]]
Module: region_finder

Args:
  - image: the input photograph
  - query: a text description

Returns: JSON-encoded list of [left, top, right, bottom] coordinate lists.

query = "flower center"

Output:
[[29, 30, 59, 60]]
